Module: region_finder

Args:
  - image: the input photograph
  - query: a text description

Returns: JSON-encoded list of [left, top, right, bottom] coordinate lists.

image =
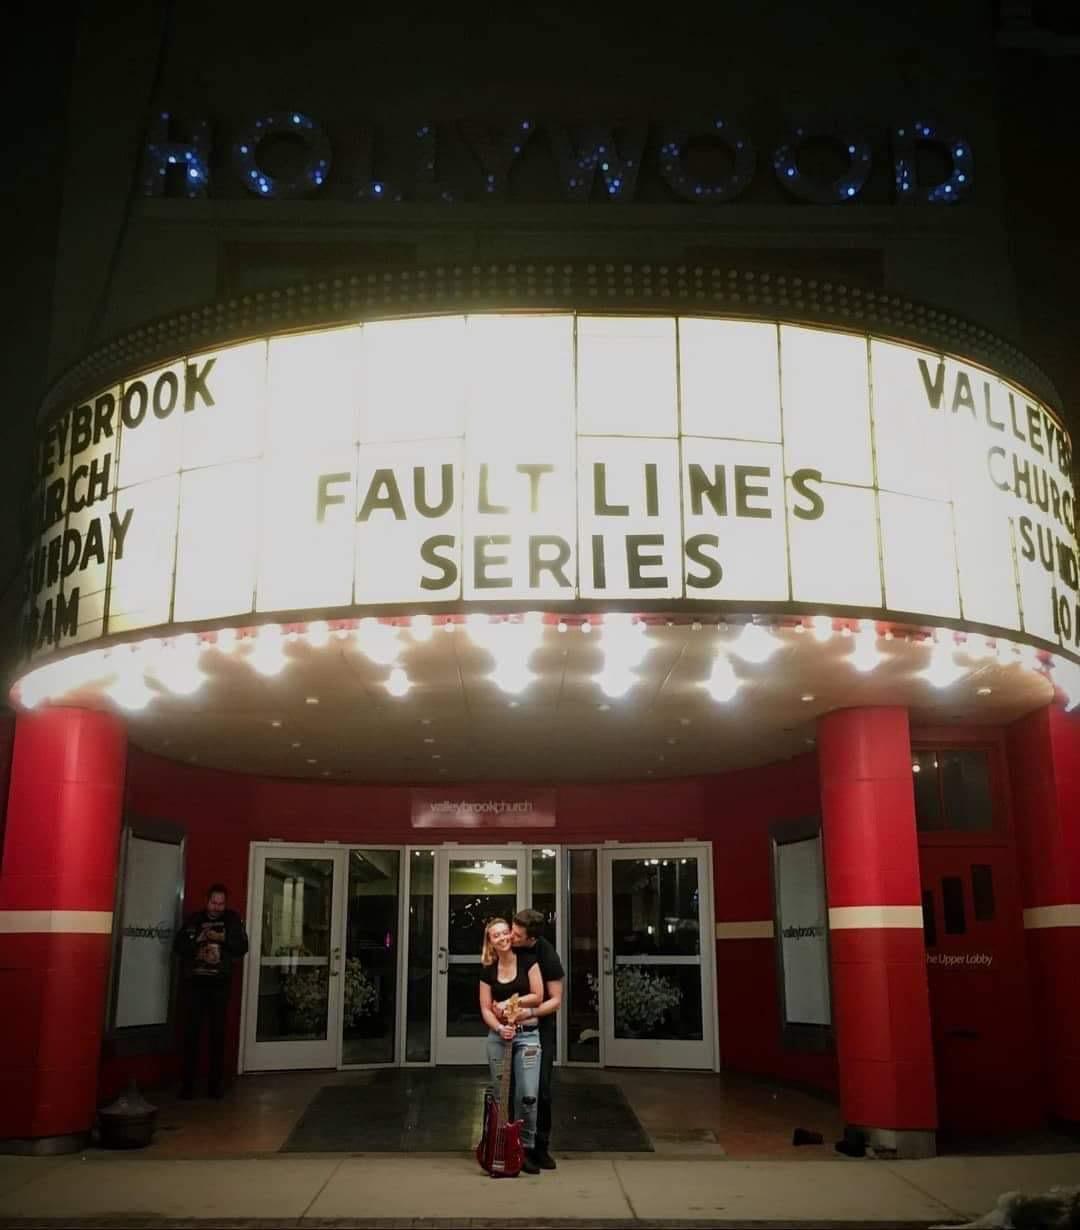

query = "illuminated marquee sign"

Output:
[[24, 313, 1079, 662]]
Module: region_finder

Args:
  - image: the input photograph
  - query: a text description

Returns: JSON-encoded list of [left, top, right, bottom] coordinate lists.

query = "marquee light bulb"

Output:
[[105, 647, 155, 711], [811, 615, 833, 643], [216, 627, 238, 653], [849, 620, 882, 673], [306, 620, 330, 648], [702, 653, 740, 702], [249, 623, 287, 676], [411, 613, 434, 642], [729, 623, 780, 665], [354, 617, 401, 666], [150, 633, 207, 696]]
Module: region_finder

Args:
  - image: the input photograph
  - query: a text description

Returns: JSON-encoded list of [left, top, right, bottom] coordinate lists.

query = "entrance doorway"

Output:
[[241, 841, 716, 1074]]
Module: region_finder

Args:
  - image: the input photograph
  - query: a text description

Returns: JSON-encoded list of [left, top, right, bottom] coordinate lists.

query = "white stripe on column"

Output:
[[715, 920, 774, 940], [1023, 904, 1080, 929], [0, 910, 113, 934], [828, 905, 923, 930]]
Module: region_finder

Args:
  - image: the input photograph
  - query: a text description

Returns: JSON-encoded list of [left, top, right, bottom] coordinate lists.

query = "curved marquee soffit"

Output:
[[18, 310, 1080, 716], [41, 264, 1060, 418]]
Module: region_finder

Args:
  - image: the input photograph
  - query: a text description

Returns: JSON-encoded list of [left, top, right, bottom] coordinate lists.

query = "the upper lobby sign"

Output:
[[24, 314, 1078, 662]]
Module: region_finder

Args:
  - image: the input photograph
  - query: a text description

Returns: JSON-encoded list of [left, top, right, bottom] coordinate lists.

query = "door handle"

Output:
[[602, 946, 613, 976], [329, 946, 342, 977], [437, 946, 448, 975]]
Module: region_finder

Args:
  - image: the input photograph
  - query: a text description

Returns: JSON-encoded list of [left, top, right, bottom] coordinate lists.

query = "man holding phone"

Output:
[[174, 883, 249, 1098]]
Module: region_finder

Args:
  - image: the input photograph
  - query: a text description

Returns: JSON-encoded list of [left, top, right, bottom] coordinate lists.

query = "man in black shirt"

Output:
[[508, 907, 564, 1170], [173, 883, 249, 1098]]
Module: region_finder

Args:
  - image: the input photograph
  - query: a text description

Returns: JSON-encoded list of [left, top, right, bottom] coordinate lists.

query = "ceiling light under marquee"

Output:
[[812, 615, 833, 642], [105, 646, 155, 712], [149, 633, 207, 696], [702, 653, 740, 702], [385, 666, 411, 698], [921, 636, 967, 689]]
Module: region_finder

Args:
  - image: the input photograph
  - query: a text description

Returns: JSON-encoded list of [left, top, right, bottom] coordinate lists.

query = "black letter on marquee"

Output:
[[685, 534, 723, 589], [688, 464, 727, 516], [1018, 516, 1035, 563], [478, 464, 509, 515], [517, 463, 554, 513], [918, 358, 946, 411], [790, 468, 825, 520], [184, 359, 217, 411], [594, 464, 629, 516], [358, 470, 406, 521], [94, 393, 116, 442], [415, 464, 454, 517], [645, 463, 660, 516], [153, 370, 180, 419], [528, 536, 572, 589], [420, 535, 458, 591], [591, 535, 606, 589], [734, 465, 771, 518], [474, 535, 513, 588], [317, 473, 351, 523], [55, 588, 79, 640], [110, 508, 134, 560], [121, 381, 148, 429], [626, 534, 667, 589]]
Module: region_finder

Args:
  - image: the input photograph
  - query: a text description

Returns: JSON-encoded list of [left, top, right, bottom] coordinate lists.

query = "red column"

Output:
[[1008, 705, 1080, 1126], [0, 707, 126, 1150], [817, 706, 937, 1156]]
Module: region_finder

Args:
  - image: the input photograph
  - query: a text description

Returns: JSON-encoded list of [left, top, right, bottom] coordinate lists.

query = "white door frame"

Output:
[[241, 842, 349, 1072], [600, 842, 719, 1070], [433, 845, 530, 1065]]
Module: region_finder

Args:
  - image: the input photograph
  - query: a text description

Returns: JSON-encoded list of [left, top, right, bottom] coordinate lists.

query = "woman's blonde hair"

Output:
[[481, 918, 510, 966]]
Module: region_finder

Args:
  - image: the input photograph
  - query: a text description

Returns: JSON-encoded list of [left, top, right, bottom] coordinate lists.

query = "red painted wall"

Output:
[[104, 746, 835, 1100]]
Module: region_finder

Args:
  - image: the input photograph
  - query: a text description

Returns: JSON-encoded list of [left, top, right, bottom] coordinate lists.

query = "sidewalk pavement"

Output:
[[1, 1151, 1078, 1228]]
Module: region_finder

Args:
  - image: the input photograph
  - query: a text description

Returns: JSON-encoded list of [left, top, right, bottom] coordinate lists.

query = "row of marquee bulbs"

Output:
[[15, 612, 1080, 714]]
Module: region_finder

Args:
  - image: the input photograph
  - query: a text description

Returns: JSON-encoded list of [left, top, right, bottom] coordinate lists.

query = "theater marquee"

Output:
[[24, 313, 1079, 662]]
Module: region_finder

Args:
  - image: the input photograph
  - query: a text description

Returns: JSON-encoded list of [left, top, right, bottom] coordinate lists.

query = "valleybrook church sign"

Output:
[[24, 313, 1078, 662]]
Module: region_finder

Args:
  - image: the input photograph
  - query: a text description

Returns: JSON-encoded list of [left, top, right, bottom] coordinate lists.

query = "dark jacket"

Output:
[[174, 908, 249, 981]]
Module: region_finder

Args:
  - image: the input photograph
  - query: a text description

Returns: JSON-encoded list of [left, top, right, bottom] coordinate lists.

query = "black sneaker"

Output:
[[521, 1151, 541, 1174], [532, 1148, 557, 1170]]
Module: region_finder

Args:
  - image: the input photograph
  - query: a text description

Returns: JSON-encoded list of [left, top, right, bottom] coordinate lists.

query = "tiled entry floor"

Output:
[[132, 1068, 846, 1161]]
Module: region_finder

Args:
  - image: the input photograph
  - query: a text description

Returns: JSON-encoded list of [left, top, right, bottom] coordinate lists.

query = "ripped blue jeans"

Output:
[[486, 1026, 541, 1148]]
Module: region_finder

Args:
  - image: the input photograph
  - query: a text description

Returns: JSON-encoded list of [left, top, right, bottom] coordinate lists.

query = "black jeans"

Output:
[[181, 977, 229, 1094], [535, 1023, 555, 1151]]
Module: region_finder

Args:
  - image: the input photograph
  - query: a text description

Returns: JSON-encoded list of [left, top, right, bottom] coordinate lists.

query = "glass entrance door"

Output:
[[244, 845, 348, 1071], [600, 844, 716, 1069], [434, 847, 529, 1064]]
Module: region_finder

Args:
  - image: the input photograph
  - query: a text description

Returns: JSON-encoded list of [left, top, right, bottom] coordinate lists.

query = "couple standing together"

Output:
[[478, 909, 564, 1174]]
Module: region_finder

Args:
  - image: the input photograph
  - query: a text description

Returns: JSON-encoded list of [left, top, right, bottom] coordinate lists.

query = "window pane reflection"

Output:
[[448, 859, 517, 955], [613, 963, 703, 1041], [611, 858, 700, 956], [446, 962, 489, 1037], [406, 850, 434, 1063], [342, 849, 400, 1065], [256, 857, 333, 1043], [568, 849, 600, 1063]]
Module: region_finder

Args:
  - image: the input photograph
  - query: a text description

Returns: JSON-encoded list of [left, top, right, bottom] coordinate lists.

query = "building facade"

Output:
[[1, 2, 1078, 1158]]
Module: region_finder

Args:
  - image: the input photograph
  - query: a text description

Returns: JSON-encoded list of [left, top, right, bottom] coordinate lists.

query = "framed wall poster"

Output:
[[770, 816, 833, 1052], [105, 818, 186, 1051]]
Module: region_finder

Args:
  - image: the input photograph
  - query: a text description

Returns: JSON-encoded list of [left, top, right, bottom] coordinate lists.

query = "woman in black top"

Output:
[[478, 918, 544, 1173]]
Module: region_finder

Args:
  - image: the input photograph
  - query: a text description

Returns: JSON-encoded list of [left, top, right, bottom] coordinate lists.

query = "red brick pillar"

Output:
[[0, 707, 126, 1152], [1008, 705, 1080, 1127], [818, 706, 937, 1157]]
